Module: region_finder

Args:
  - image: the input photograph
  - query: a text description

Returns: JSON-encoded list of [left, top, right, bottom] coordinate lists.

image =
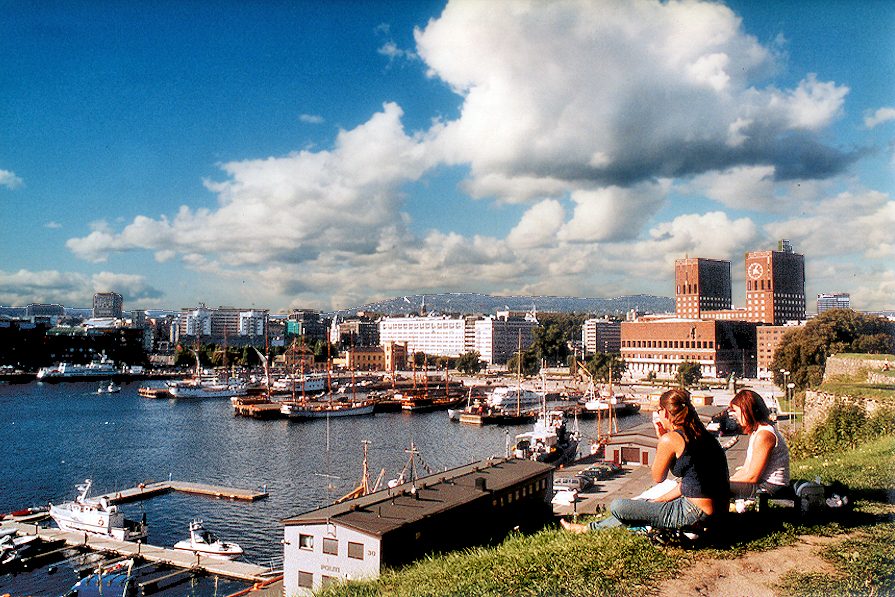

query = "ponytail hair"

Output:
[[730, 389, 772, 434], [659, 388, 707, 442]]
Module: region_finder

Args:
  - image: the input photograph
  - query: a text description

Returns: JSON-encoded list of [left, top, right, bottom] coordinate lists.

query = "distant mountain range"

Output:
[[332, 292, 674, 317], [1, 293, 675, 320]]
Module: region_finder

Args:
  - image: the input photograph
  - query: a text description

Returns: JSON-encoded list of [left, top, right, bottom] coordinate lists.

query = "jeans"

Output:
[[589, 496, 708, 531]]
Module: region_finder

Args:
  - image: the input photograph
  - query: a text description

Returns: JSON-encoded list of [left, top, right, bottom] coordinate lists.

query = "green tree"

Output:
[[507, 348, 540, 377], [531, 313, 589, 366], [676, 361, 702, 388], [456, 351, 484, 375], [772, 309, 895, 389], [584, 352, 627, 382]]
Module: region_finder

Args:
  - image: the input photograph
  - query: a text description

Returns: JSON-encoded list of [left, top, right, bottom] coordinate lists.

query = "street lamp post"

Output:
[[779, 369, 791, 426]]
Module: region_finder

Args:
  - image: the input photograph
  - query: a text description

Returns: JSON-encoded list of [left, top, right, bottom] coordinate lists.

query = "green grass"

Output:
[[817, 381, 895, 402], [835, 353, 895, 362], [318, 436, 895, 597], [319, 527, 682, 596]]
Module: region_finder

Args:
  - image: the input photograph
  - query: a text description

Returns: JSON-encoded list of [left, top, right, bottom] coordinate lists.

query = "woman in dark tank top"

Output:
[[563, 388, 729, 533]]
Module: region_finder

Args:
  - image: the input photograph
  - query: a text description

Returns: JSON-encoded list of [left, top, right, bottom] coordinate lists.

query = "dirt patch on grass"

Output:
[[657, 534, 843, 597]]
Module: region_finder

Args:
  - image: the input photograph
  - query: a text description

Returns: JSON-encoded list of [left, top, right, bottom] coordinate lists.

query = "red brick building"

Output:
[[674, 241, 806, 326], [620, 318, 757, 379]]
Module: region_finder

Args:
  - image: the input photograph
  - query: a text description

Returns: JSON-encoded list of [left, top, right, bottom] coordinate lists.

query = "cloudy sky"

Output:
[[1, 1, 893, 312]]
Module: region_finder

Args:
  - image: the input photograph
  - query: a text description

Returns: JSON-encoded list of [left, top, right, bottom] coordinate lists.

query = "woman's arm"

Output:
[[730, 429, 776, 483], [652, 432, 682, 484]]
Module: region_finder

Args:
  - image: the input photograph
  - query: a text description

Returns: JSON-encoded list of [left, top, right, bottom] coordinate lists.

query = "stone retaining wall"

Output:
[[804, 391, 887, 430], [823, 354, 894, 379]]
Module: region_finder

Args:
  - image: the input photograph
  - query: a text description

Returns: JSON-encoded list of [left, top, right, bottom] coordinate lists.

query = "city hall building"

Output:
[[620, 318, 757, 379], [282, 457, 553, 595]]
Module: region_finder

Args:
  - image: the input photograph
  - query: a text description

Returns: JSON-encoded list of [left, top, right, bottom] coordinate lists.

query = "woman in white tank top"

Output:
[[729, 389, 790, 498]]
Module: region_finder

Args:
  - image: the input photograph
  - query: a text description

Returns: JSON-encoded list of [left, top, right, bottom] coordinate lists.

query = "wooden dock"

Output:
[[96, 480, 269, 504], [7, 522, 277, 583]]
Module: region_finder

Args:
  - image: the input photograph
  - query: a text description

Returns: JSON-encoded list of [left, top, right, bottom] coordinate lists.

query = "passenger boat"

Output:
[[270, 373, 327, 394], [167, 378, 248, 398], [280, 399, 375, 419], [49, 480, 148, 542], [486, 386, 543, 413], [173, 519, 243, 560], [37, 353, 118, 380], [66, 558, 136, 597]]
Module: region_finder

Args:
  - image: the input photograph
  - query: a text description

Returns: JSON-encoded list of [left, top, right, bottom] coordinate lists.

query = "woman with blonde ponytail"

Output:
[[563, 388, 729, 533]]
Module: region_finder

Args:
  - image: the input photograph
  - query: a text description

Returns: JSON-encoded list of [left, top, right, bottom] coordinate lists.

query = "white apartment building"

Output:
[[379, 312, 537, 365], [239, 310, 268, 336], [379, 315, 468, 358], [181, 307, 212, 336], [581, 318, 621, 355]]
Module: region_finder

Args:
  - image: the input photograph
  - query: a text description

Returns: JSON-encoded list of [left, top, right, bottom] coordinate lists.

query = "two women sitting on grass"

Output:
[[562, 388, 729, 534]]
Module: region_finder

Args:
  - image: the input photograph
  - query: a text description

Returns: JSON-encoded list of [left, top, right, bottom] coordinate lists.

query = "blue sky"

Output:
[[1, 0, 893, 312]]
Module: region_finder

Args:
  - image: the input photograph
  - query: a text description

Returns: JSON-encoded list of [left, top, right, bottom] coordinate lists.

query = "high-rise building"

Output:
[[93, 292, 123, 318], [674, 258, 732, 318], [817, 293, 850, 314], [745, 241, 806, 325], [581, 318, 622, 355]]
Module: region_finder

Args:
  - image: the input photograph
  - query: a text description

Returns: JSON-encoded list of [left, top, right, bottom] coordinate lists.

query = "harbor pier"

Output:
[[6, 522, 279, 583], [95, 480, 269, 504]]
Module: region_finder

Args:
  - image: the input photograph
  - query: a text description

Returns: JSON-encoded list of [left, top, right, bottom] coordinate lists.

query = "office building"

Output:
[[675, 258, 732, 318], [581, 318, 622, 355], [93, 292, 123, 319], [744, 240, 806, 325], [817, 293, 850, 314]]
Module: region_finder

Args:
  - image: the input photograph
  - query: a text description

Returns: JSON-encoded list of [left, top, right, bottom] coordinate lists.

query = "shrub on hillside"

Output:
[[787, 401, 895, 459]]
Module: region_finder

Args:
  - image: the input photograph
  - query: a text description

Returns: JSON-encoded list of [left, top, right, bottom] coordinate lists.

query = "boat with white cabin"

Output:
[[37, 353, 119, 380], [49, 479, 148, 542], [513, 409, 579, 467], [173, 519, 243, 560]]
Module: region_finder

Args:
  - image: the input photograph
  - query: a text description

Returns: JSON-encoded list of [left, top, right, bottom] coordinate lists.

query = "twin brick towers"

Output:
[[674, 240, 806, 325]]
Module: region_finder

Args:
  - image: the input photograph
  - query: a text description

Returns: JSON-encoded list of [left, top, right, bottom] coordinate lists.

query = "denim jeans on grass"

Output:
[[588, 496, 707, 531]]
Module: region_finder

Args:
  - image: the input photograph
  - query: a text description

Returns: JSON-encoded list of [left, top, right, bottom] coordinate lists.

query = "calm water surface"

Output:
[[0, 380, 647, 595]]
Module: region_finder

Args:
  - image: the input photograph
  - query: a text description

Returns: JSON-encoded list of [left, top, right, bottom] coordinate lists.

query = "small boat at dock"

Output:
[[50, 479, 148, 542], [173, 519, 244, 560]]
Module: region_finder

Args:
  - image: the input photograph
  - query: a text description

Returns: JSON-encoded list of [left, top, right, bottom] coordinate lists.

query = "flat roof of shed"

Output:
[[283, 457, 553, 537]]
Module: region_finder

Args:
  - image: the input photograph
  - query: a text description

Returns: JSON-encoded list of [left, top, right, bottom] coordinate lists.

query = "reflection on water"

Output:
[[0, 381, 647, 594]]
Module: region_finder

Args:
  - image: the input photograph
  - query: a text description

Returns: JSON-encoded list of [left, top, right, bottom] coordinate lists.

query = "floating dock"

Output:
[[96, 480, 269, 504], [6, 522, 277, 583]]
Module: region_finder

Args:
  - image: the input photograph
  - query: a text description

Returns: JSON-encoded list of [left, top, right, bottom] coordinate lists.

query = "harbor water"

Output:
[[0, 380, 647, 595]]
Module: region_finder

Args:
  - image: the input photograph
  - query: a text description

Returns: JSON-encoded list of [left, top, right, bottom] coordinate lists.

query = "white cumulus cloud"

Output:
[[0, 169, 23, 189]]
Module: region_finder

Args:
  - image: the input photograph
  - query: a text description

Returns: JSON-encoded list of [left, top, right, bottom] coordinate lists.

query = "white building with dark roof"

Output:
[[282, 457, 554, 595]]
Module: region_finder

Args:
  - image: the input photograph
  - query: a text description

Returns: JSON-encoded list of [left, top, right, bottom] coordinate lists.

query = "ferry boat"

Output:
[[49, 480, 148, 542], [37, 354, 118, 380], [173, 519, 243, 560]]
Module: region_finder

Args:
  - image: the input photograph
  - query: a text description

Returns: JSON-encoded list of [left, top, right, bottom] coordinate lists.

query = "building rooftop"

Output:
[[283, 457, 553, 536]]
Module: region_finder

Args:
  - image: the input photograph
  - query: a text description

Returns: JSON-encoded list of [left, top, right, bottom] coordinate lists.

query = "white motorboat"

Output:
[[49, 480, 148, 542], [173, 519, 243, 560], [0, 532, 39, 566], [97, 381, 121, 394]]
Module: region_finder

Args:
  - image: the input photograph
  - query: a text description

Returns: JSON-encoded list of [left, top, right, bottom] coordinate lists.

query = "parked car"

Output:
[[553, 475, 592, 491]]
